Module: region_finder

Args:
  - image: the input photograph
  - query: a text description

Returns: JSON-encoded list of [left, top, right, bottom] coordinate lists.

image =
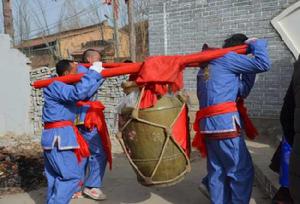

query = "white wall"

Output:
[[0, 34, 32, 135], [271, 1, 300, 59]]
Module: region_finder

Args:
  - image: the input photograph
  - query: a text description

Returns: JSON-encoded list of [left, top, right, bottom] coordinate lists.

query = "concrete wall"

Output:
[[0, 34, 32, 135], [148, 0, 298, 118]]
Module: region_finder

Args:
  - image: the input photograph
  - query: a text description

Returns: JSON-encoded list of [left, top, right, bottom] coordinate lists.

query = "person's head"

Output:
[[200, 43, 218, 69], [202, 43, 209, 51], [82, 49, 101, 64], [55, 59, 77, 76], [223, 33, 248, 48], [123, 59, 133, 63]]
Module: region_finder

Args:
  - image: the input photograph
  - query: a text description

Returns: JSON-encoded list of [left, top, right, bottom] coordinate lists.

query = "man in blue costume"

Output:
[[41, 59, 104, 204], [75, 49, 108, 200], [195, 34, 271, 204]]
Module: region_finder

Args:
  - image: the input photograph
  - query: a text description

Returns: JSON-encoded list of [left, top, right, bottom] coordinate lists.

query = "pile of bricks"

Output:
[[30, 67, 55, 135]]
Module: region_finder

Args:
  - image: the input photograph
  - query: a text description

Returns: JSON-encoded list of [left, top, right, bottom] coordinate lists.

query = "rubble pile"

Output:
[[0, 136, 45, 195]]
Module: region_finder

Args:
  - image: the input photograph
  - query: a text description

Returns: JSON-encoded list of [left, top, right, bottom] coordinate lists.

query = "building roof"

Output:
[[16, 21, 127, 49]]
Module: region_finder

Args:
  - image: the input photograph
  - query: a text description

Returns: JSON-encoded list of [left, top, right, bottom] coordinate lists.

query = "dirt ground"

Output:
[[0, 153, 270, 204], [0, 133, 45, 195]]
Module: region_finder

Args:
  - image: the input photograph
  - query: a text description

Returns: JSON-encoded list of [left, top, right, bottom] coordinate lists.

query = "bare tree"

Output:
[[30, 0, 60, 61], [134, 0, 150, 21], [86, 0, 101, 24], [13, 0, 31, 44], [134, 0, 149, 61], [0, 20, 3, 34], [0, 0, 3, 33], [32, 0, 51, 36], [86, 0, 105, 40], [118, 0, 128, 27], [59, 0, 82, 31], [2, 0, 14, 40]]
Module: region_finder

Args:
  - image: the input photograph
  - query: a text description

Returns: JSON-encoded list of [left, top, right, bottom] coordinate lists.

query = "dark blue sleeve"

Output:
[[238, 73, 256, 98], [86, 78, 105, 99], [224, 39, 271, 74], [46, 70, 103, 103], [77, 64, 89, 74], [77, 64, 105, 99]]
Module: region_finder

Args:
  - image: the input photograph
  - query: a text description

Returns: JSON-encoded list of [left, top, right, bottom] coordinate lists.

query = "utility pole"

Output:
[[112, 0, 120, 60], [127, 0, 136, 61], [2, 0, 14, 40]]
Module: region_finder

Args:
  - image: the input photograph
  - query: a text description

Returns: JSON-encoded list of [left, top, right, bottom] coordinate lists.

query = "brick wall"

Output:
[[149, 0, 297, 118], [30, 67, 127, 136]]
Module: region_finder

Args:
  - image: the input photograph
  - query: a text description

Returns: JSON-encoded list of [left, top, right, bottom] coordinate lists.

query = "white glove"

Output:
[[90, 61, 104, 73], [244, 38, 258, 44]]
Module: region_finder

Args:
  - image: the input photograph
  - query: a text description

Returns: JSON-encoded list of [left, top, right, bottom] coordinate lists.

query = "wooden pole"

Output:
[[112, 0, 120, 60], [2, 0, 14, 40], [127, 0, 136, 61]]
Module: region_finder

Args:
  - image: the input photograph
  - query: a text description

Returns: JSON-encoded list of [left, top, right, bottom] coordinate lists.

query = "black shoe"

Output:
[[272, 187, 293, 204]]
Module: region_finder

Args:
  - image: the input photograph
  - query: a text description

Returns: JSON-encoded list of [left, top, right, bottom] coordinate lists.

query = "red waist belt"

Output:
[[77, 101, 112, 170], [192, 99, 258, 157], [44, 120, 90, 162]]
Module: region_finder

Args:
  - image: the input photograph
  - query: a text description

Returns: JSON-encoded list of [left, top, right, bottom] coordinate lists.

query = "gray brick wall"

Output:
[[149, 0, 298, 118]]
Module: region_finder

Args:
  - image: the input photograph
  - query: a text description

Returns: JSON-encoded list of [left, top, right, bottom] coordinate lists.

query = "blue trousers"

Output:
[[79, 127, 107, 188], [279, 137, 292, 187], [203, 136, 254, 204], [44, 147, 81, 204]]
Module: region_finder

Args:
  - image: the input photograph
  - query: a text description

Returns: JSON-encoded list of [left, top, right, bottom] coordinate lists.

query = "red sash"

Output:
[[192, 99, 258, 157], [44, 121, 90, 162], [77, 101, 112, 170]]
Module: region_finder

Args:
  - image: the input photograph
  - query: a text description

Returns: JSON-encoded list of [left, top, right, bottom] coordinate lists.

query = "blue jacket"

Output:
[[41, 70, 103, 150], [75, 64, 105, 125], [196, 39, 271, 133]]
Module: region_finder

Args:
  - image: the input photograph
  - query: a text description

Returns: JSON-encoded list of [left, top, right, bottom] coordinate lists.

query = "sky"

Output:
[[0, 0, 129, 42]]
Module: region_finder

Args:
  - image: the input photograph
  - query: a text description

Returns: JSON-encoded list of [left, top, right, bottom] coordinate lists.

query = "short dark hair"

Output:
[[223, 33, 248, 48], [82, 49, 100, 63], [123, 59, 133, 63], [56, 59, 73, 76]]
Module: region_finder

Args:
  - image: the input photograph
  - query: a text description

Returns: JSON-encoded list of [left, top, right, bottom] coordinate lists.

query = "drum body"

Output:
[[118, 95, 190, 187]]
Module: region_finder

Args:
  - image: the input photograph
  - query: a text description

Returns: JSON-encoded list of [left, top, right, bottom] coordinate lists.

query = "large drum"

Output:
[[117, 87, 191, 187]]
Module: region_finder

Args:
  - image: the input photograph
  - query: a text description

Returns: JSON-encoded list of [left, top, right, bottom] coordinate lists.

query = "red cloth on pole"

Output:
[[192, 100, 257, 157], [136, 56, 183, 92], [136, 45, 247, 108], [32, 45, 247, 100], [136, 45, 247, 88], [33, 73, 85, 89], [77, 101, 112, 170], [172, 105, 190, 157], [32, 63, 142, 89], [44, 121, 90, 162]]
